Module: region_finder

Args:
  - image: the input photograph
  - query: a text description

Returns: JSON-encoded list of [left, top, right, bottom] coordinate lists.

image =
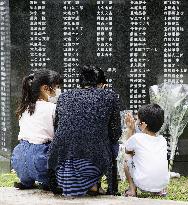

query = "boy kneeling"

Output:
[[124, 104, 169, 197]]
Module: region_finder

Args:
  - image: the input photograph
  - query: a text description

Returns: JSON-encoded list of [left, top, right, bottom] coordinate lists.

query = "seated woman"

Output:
[[47, 65, 122, 196]]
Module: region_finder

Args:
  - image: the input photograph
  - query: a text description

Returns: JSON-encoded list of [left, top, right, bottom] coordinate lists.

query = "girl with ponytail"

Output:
[[11, 69, 63, 190]]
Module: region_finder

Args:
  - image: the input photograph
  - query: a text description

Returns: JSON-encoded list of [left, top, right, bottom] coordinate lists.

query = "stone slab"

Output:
[[0, 188, 187, 205]]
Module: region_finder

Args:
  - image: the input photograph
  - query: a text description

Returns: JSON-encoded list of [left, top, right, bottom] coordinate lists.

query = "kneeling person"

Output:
[[124, 104, 169, 197]]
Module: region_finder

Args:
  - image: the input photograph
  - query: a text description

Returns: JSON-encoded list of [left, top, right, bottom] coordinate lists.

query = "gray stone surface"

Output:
[[0, 158, 10, 174], [0, 188, 187, 205]]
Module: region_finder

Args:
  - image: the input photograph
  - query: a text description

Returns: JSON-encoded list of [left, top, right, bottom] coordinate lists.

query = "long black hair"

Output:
[[16, 69, 63, 118]]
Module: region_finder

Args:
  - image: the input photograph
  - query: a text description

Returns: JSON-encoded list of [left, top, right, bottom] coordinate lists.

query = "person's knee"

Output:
[[125, 153, 133, 161]]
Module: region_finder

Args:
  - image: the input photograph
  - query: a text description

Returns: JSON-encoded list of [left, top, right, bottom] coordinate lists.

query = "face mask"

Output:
[[135, 120, 142, 133], [55, 88, 61, 97], [48, 88, 61, 104]]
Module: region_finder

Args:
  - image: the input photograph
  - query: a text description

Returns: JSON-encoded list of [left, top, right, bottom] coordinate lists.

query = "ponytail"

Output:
[[16, 69, 63, 119], [16, 74, 38, 118]]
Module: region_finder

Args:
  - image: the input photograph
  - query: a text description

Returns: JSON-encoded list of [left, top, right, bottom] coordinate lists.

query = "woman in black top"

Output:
[[48, 65, 121, 196]]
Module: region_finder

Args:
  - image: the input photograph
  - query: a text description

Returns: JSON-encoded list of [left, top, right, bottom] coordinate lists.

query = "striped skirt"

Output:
[[56, 159, 101, 196]]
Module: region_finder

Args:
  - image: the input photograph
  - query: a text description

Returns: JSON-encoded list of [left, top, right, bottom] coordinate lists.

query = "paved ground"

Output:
[[0, 188, 188, 205]]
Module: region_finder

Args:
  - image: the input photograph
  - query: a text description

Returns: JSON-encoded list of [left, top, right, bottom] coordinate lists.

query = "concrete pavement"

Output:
[[0, 188, 187, 205]]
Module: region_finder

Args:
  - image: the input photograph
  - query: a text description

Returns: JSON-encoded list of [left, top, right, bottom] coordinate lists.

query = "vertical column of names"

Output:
[[164, 0, 185, 83], [0, 0, 11, 151], [97, 0, 114, 89], [129, 0, 149, 113], [96, 0, 113, 58], [29, 0, 49, 70], [62, 0, 81, 91]]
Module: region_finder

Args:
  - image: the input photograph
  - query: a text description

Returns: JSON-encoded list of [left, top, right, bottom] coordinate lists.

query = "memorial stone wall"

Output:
[[0, 0, 188, 173]]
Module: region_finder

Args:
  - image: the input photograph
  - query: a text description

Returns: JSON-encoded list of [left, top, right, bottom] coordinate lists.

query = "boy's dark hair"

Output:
[[79, 65, 107, 88], [138, 103, 164, 133], [16, 69, 63, 118]]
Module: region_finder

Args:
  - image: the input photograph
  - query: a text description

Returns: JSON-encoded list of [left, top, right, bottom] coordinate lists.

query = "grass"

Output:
[[0, 172, 188, 201], [0, 172, 18, 187], [117, 177, 188, 201]]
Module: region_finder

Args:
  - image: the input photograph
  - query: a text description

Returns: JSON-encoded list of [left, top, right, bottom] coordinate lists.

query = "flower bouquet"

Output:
[[150, 83, 188, 171], [116, 110, 132, 181]]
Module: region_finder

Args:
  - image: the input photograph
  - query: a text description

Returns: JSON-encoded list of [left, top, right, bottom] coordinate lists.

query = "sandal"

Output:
[[14, 182, 37, 190], [37, 183, 51, 191]]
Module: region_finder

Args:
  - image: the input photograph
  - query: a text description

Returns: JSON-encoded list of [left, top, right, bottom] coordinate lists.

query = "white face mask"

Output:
[[135, 120, 142, 133], [48, 88, 61, 104]]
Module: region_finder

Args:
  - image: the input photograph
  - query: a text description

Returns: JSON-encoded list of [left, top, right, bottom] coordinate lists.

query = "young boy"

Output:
[[124, 104, 169, 197]]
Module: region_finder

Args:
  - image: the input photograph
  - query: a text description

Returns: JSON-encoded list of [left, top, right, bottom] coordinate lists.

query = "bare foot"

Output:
[[124, 187, 137, 197], [89, 184, 106, 193], [154, 189, 167, 197], [90, 184, 98, 192]]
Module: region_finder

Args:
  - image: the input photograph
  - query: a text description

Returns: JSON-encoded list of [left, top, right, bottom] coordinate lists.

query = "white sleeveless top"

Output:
[[18, 101, 56, 144]]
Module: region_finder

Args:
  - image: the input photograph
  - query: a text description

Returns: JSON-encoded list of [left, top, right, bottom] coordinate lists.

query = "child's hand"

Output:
[[124, 113, 135, 132]]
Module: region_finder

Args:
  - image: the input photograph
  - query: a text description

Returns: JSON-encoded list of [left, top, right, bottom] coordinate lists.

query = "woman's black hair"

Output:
[[94, 67, 108, 85], [138, 103, 164, 133], [79, 65, 107, 88], [16, 69, 63, 118]]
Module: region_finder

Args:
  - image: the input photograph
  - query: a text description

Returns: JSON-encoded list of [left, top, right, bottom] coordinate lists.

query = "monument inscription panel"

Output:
[[0, 0, 187, 173]]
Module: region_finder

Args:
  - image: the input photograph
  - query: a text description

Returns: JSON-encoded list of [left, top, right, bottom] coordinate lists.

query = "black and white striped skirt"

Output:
[[56, 159, 101, 196]]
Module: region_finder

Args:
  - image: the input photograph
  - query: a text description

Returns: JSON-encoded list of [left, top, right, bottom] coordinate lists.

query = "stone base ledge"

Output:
[[0, 188, 187, 205]]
